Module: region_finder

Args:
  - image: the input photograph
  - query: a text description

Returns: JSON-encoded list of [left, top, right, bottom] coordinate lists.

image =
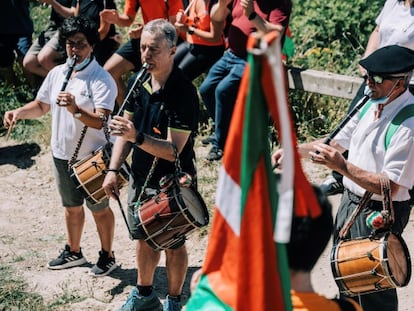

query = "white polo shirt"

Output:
[[335, 90, 414, 201], [37, 58, 117, 160]]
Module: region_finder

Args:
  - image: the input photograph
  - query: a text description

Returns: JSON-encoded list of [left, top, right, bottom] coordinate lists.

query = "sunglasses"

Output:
[[66, 40, 88, 50], [364, 73, 407, 84]]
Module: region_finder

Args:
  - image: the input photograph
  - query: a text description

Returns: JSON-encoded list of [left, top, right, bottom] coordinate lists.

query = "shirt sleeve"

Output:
[[167, 0, 184, 17], [124, 0, 139, 19], [267, 0, 293, 27]]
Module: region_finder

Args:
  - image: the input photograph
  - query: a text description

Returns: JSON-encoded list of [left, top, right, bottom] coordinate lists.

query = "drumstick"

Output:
[[114, 193, 133, 238], [6, 121, 15, 141]]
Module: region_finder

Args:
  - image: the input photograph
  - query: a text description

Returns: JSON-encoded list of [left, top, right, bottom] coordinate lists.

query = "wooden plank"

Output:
[[286, 67, 364, 99]]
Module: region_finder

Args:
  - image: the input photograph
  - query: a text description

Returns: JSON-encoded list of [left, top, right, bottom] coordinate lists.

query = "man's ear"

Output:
[[397, 78, 408, 89], [170, 46, 177, 56]]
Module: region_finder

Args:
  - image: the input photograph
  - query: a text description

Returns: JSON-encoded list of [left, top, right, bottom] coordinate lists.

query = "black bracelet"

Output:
[[106, 168, 119, 174], [248, 11, 257, 21], [135, 131, 145, 146]]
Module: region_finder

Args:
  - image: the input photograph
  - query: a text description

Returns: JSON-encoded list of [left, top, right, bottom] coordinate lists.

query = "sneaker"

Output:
[[89, 250, 118, 277], [320, 175, 344, 196], [47, 244, 87, 270], [119, 287, 162, 311], [206, 146, 223, 161], [201, 134, 215, 146], [163, 295, 182, 311]]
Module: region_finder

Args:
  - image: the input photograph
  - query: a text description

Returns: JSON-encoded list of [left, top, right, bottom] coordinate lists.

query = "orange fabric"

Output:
[[124, 0, 139, 20], [186, 0, 225, 46], [203, 210, 239, 307], [237, 158, 286, 310], [291, 291, 362, 311], [124, 0, 183, 24]]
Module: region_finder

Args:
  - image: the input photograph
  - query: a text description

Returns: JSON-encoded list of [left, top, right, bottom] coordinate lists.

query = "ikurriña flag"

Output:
[[186, 31, 321, 311]]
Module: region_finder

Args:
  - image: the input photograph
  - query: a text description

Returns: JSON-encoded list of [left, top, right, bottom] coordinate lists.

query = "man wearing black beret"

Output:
[[273, 44, 414, 311]]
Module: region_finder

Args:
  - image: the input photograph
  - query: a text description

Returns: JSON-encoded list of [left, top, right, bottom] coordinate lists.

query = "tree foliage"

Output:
[[287, 0, 384, 140]]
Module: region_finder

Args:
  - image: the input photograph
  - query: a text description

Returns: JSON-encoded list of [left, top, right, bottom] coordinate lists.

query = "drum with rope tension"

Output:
[[70, 144, 130, 203], [330, 232, 411, 296], [135, 184, 209, 251]]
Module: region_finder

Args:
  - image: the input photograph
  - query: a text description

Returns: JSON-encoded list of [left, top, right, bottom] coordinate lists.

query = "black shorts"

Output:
[[115, 38, 142, 71]]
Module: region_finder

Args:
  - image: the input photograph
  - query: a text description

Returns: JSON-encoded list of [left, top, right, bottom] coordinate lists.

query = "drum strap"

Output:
[[331, 297, 358, 311], [339, 173, 394, 239], [339, 191, 372, 239], [69, 125, 88, 167], [68, 114, 111, 167], [134, 144, 181, 207]]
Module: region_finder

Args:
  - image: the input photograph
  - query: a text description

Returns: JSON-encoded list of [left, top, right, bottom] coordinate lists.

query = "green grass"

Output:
[[0, 265, 47, 310]]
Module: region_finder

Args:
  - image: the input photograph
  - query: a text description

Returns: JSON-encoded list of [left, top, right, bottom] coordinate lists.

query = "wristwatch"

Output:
[[135, 131, 145, 145], [188, 26, 195, 35], [248, 11, 257, 21], [74, 106, 82, 119]]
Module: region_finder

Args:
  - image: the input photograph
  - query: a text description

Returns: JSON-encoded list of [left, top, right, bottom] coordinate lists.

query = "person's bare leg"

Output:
[[65, 205, 85, 252], [136, 240, 161, 285], [165, 245, 188, 296], [23, 53, 48, 77], [104, 54, 135, 106], [92, 206, 115, 255], [38, 46, 63, 71]]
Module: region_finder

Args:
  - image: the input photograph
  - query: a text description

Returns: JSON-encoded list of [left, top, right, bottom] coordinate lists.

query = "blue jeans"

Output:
[[199, 50, 246, 150]]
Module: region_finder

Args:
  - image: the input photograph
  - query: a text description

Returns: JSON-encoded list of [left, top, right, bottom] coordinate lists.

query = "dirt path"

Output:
[[1, 138, 413, 310]]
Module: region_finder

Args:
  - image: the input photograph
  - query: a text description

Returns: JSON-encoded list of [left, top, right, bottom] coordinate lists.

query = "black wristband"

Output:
[[135, 131, 145, 145], [248, 11, 257, 21], [106, 168, 119, 174], [188, 26, 195, 35]]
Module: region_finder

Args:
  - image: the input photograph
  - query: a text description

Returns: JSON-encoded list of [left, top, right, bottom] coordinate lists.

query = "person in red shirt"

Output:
[[199, 0, 292, 161], [174, 0, 231, 81], [101, 0, 183, 106]]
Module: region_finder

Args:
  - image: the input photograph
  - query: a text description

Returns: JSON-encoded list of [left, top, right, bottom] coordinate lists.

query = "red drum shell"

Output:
[[137, 186, 208, 250]]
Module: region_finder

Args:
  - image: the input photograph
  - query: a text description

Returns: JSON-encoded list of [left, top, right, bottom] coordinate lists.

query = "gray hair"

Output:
[[143, 19, 177, 48]]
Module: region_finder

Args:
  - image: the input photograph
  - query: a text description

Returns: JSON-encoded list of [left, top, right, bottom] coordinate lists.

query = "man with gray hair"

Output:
[[103, 19, 199, 311]]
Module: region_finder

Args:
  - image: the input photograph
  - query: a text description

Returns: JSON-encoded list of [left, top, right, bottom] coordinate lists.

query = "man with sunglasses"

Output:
[[273, 44, 414, 311]]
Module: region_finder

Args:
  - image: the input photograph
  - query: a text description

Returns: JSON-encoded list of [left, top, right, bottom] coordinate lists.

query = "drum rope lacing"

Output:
[[339, 173, 394, 240]]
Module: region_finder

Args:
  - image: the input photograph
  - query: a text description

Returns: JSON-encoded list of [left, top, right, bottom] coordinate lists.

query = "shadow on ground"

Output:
[[0, 142, 41, 168]]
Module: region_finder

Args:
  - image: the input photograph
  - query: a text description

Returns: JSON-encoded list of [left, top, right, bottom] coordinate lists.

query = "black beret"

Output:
[[359, 45, 414, 75]]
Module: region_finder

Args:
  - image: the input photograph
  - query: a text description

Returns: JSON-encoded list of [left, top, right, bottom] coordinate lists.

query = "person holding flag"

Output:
[[186, 29, 322, 310], [189, 183, 362, 310]]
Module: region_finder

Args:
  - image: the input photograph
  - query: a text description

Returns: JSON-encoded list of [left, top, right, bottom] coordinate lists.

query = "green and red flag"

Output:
[[186, 32, 321, 311]]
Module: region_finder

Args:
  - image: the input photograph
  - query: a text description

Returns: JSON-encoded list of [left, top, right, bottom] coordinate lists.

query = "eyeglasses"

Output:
[[364, 73, 407, 84], [66, 40, 88, 50]]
